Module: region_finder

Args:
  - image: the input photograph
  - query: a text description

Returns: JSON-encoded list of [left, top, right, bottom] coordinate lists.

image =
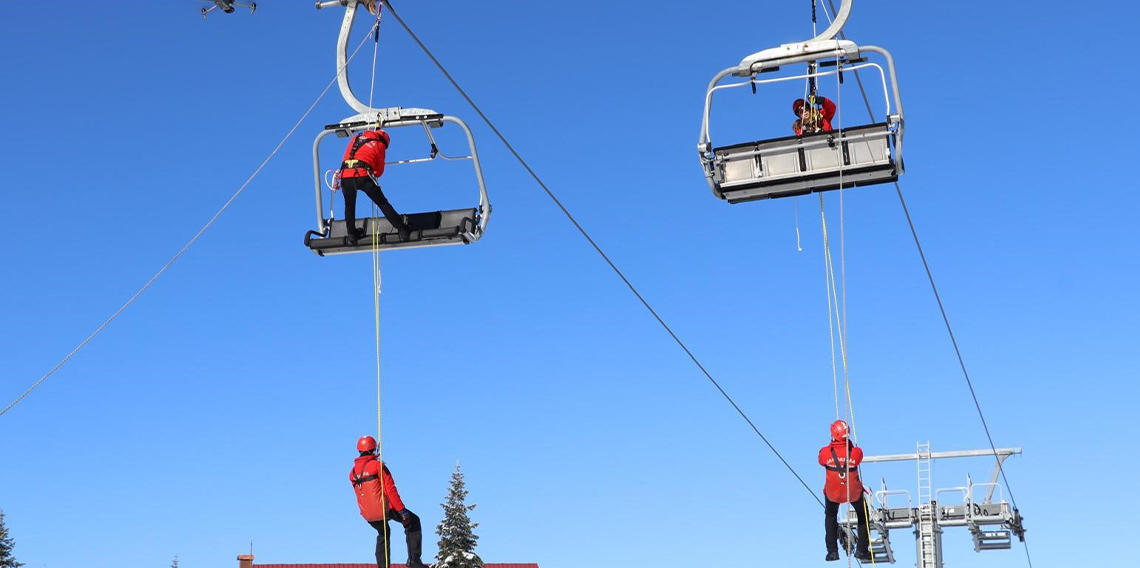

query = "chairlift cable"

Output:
[[823, 2, 1032, 566], [0, 25, 381, 419], [380, 0, 824, 506]]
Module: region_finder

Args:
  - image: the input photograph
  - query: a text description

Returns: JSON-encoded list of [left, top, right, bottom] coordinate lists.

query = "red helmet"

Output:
[[830, 420, 849, 441], [793, 98, 806, 115], [357, 435, 377, 453]]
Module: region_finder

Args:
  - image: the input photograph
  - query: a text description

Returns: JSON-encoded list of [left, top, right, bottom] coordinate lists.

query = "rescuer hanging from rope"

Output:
[[350, 436, 429, 568], [340, 125, 412, 243], [819, 420, 872, 562]]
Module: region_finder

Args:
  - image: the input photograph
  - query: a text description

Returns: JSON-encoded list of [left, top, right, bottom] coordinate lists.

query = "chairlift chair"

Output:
[[698, 33, 906, 204], [304, 0, 491, 256], [304, 107, 491, 255]]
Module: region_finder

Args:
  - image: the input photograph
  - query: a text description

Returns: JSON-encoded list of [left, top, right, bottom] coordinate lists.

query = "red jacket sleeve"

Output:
[[849, 446, 863, 467], [822, 97, 837, 121], [366, 136, 387, 178], [819, 446, 830, 466], [382, 465, 406, 512]]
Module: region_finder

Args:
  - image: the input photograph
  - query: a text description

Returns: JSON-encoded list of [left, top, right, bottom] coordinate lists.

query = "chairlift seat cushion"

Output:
[[712, 123, 898, 203], [305, 208, 478, 255]]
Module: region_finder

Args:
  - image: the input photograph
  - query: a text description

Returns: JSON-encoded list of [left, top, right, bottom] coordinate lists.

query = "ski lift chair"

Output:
[[698, 40, 905, 204], [304, 106, 491, 256]]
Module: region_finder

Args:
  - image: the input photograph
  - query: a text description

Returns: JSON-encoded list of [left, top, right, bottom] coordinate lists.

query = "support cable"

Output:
[[381, 0, 822, 506], [0, 24, 381, 419], [823, 3, 1032, 566]]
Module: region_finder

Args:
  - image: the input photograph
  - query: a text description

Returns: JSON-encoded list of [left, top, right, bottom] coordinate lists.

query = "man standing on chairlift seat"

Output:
[[351, 435, 429, 568], [792, 95, 837, 136], [340, 125, 412, 243], [820, 420, 872, 563]]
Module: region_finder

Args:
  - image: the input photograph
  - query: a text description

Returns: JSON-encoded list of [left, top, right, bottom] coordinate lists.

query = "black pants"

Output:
[[825, 494, 870, 555], [341, 176, 410, 236], [367, 509, 423, 568]]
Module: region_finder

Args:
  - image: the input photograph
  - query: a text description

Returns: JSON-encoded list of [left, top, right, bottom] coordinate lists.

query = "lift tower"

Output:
[[839, 443, 1027, 568]]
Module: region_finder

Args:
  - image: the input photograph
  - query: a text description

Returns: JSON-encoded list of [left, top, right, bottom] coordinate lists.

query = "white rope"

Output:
[[0, 22, 381, 419]]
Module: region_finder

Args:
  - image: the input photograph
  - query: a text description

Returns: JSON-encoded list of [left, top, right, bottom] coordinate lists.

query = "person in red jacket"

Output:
[[792, 96, 837, 136], [339, 128, 412, 243], [819, 420, 871, 562], [350, 436, 428, 568]]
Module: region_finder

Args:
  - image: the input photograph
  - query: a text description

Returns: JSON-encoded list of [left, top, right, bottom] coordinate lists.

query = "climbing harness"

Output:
[[340, 130, 391, 179]]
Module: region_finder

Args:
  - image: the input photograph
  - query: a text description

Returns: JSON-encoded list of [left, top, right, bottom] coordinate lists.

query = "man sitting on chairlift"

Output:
[[792, 95, 837, 137], [340, 124, 412, 244]]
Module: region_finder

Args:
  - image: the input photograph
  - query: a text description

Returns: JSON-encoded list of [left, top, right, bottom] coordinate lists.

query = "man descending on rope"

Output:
[[340, 126, 412, 244], [351, 436, 429, 568], [820, 420, 872, 562], [792, 95, 837, 136]]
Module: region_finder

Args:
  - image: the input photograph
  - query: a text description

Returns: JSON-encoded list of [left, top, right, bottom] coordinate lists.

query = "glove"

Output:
[[397, 509, 413, 525]]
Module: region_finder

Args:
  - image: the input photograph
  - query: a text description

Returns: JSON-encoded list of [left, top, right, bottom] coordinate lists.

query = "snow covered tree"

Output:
[[0, 510, 23, 568], [171, 555, 179, 568], [435, 464, 482, 568]]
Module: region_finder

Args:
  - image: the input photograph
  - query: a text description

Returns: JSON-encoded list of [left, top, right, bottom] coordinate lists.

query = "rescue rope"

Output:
[[372, 207, 390, 568], [822, 4, 1029, 565], [793, 197, 804, 252], [380, 0, 825, 507], [366, 7, 391, 567], [0, 24, 381, 419], [812, 41, 873, 566]]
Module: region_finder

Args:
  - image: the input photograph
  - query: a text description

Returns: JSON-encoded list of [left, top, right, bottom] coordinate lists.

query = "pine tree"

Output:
[[0, 510, 23, 568], [171, 554, 179, 568], [435, 464, 482, 568]]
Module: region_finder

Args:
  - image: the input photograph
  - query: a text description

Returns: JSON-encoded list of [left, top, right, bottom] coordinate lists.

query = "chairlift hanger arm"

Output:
[[812, 0, 852, 42], [316, 0, 382, 117]]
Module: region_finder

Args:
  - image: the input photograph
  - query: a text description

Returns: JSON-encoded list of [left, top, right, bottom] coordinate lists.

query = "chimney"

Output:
[[238, 554, 254, 568]]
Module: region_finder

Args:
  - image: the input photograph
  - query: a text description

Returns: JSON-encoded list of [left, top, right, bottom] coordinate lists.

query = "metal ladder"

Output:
[[915, 442, 939, 568]]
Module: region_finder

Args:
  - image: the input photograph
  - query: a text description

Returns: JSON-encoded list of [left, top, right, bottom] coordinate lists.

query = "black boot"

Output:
[[825, 551, 840, 561], [346, 225, 366, 244], [855, 550, 873, 563]]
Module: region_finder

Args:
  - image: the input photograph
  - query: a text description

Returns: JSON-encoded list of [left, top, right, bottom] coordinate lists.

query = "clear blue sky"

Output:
[[1, 1, 1133, 567]]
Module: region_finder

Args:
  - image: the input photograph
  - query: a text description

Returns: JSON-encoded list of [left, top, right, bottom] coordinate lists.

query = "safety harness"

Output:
[[825, 446, 855, 478], [800, 94, 828, 134], [351, 462, 384, 488], [341, 131, 390, 178]]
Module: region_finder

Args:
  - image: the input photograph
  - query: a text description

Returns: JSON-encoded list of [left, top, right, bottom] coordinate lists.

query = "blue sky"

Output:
[[0, 1, 1134, 567]]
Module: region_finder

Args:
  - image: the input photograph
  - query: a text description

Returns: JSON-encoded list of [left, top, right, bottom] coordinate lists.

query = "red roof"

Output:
[[254, 565, 538, 568]]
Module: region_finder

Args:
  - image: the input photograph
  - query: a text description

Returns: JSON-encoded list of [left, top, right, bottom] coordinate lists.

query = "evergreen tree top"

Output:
[[0, 510, 24, 568], [435, 464, 481, 568]]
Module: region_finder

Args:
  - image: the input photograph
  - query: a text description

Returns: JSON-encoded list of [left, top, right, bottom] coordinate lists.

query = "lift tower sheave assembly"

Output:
[[838, 443, 1027, 568]]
